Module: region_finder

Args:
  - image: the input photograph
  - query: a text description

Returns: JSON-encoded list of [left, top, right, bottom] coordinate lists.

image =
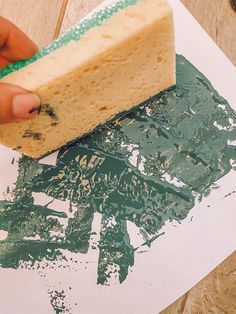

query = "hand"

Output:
[[0, 17, 40, 124]]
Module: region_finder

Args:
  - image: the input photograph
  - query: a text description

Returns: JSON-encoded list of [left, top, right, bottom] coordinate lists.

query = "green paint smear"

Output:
[[0, 55, 236, 289], [0, 0, 138, 80], [50, 290, 70, 314]]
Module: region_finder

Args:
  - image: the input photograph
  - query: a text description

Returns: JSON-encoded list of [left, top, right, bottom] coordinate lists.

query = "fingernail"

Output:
[[12, 94, 41, 120]]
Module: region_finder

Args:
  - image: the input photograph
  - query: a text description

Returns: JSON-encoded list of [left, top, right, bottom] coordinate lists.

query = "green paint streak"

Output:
[[98, 216, 134, 284], [23, 130, 43, 140], [49, 290, 69, 314], [0, 56, 236, 290], [43, 104, 59, 126], [0, 0, 139, 80]]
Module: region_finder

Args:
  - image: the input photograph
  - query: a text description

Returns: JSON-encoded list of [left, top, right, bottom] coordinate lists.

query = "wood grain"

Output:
[[59, 0, 104, 36], [0, 0, 65, 47], [216, 0, 236, 66], [161, 251, 236, 313], [181, 0, 236, 66], [181, 0, 217, 41]]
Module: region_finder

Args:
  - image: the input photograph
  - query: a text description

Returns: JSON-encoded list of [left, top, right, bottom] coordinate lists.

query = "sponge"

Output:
[[0, 0, 175, 158]]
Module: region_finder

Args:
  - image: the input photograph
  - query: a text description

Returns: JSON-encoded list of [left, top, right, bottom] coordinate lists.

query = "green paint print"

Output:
[[49, 290, 70, 314], [0, 55, 236, 290]]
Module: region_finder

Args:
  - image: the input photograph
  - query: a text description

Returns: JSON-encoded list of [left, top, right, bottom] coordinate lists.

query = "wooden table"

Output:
[[0, 0, 235, 313]]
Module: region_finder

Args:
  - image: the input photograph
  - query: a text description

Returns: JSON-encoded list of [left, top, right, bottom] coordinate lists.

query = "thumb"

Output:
[[0, 83, 40, 124]]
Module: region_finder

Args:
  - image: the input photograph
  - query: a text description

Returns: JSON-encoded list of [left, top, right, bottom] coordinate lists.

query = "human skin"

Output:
[[0, 17, 40, 124]]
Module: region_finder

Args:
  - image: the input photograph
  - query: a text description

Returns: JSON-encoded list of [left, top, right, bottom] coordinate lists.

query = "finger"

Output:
[[0, 17, 38, 65], [0, 83, 40, 124], [0, 55, 11, 68]]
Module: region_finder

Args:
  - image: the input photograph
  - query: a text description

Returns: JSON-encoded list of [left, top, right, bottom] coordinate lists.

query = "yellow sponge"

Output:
[[0, 0, 175, 158]]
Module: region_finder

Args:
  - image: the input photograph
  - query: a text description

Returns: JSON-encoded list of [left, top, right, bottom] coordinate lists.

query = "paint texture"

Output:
[[0, 55, 236, 297]]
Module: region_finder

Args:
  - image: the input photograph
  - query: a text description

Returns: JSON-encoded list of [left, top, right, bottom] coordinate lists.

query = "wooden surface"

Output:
[[162, 251, 236, 314], [0, 0, 64, 47], [181, 0, 236, 66], [0, 0, 235, 313]]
